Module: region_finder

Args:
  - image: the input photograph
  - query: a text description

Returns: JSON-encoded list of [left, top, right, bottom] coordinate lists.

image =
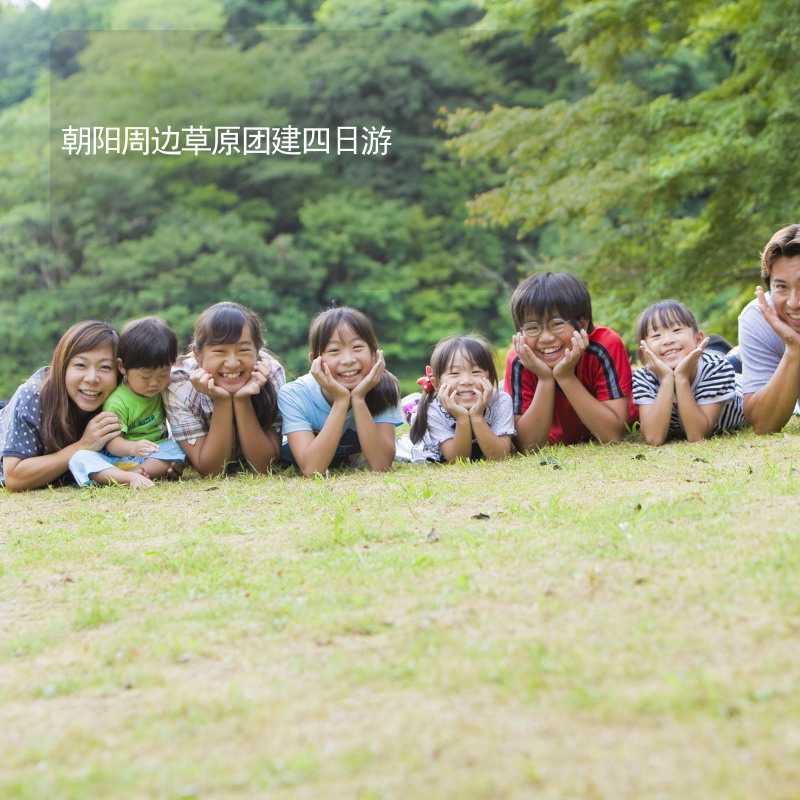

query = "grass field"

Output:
[[2, 424, 800, 799]]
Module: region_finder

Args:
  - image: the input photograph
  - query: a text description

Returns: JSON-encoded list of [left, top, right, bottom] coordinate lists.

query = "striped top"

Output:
[[632, 350, 745, 438]]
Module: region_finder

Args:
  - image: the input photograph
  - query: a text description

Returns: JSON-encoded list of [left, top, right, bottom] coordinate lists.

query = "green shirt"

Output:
[[103, 383, 167, 442]]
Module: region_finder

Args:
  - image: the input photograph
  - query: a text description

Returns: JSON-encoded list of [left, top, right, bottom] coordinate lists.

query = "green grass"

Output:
[[2, 424, 800, 798]]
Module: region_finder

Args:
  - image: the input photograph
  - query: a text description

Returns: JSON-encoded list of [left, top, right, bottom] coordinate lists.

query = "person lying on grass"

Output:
[[68, 317, 186, 488], [0, 321, 121, 491], [739, 223, 800, 434], [634, 300, 746, 445], [165, 302, 285, 476], [505, 271, 634, 450], [279, 307, 403, 476], [399, 335, 514, 463]]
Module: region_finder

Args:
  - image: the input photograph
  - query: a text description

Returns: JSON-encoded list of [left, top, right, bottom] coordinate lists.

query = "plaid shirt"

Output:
[[164, 352, 286, 456]]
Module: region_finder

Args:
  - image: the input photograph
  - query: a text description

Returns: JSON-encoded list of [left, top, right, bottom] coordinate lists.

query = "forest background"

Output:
[[0, 0, 797, 397]]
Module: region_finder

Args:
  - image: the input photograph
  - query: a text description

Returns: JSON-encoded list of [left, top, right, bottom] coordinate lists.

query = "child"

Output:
[[634, 300, 746, 445], [69, 317, 186, 488], [165, 302, 285, 476], [506, 271, 634, 450], [400, 336, 514, 462], [279, 307, 402, 476]]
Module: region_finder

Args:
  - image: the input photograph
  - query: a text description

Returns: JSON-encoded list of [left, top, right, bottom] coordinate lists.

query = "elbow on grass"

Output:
[[366, 458, 394, 473], [597, 429, 625, 444], [193, 458, 228, 478], [750, 417, 785, 436], [743, 398, 788, 435], [2, 469, 36, 492], [487, 446, 513, 461], [517, 437, 546, 455]]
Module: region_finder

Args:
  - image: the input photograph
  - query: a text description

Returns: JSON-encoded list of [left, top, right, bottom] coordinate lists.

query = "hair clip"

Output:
[[416, 365, 435, 394]]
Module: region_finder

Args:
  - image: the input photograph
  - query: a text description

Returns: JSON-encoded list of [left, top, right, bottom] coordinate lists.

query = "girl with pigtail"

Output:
[[403, 335, 515, 463]]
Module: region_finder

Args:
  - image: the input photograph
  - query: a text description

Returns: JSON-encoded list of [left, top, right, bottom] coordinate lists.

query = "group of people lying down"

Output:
[[1, 223, 799, 491]]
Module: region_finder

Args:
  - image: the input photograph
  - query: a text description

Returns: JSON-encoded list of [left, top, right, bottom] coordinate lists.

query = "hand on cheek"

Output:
[[554, 329, 588, 379], [352, 350, 385, 400], [190, 367, 232, 400], [311, 356, 350, 403]]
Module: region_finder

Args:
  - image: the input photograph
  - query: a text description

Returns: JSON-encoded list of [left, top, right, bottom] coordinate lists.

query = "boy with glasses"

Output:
[[505, 271, 634, 450]]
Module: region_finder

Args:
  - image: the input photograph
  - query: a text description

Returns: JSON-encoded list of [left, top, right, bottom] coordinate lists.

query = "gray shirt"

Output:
[[0, 367, 49, 485], [738, 295, 793, 396]]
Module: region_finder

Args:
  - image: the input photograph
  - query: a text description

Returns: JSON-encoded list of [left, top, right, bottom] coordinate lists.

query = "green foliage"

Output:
[[7, 0, 783, 395], [225, 0, 320, 29], [1, 4, 549, 395], [446, 0, 799, 343], [0, 0, 113, 113], [109, 0, 224, 30], [0, 4, 49, 110]]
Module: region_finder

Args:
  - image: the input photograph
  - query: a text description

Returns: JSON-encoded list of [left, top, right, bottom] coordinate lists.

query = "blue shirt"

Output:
[[278, 373, 403, 464]]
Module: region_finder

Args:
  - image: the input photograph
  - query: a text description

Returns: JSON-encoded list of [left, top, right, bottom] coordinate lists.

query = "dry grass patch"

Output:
[[2, 424, 800, 798]]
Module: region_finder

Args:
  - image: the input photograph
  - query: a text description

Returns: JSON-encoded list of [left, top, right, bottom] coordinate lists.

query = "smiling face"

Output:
[[121, 364, 172, 398], [435, 350, 490, 410], [769, 255, 800, 333], [318, 323, 376, 389], [65, 343, 118, 412], [196, 324, 257, 395], [520, 315, 580, 367], [643, 320, 703, 367]]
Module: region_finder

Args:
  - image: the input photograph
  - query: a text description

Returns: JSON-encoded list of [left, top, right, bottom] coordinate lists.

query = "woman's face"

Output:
[[197, 324, 257, 395], [64, 344, 118, 412]]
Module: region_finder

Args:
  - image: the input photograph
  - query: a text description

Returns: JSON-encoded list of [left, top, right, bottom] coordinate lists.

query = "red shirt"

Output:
[[504, 326, 635, 444]]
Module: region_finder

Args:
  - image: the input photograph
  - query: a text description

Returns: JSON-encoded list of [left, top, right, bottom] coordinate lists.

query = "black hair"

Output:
[[410, 335, 498, 445], [191, 302, 278, 431], [635, 300, 698, 343], [761, 224, 800, 287], [308, 306, 399, 417], [510, 272, 594, 332], [704, 334, 733, 355], [118, 317, 178, 370]]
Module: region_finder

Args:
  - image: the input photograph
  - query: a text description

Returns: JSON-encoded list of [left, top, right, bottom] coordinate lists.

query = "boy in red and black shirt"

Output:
[[505, 272, 635, 448]]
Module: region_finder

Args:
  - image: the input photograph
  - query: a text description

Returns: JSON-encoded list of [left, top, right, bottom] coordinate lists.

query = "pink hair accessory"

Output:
[[416, 365, 435, 394]]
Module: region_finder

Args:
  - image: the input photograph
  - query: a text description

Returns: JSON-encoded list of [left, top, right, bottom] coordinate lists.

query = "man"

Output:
[[739, 224, 800, 433]]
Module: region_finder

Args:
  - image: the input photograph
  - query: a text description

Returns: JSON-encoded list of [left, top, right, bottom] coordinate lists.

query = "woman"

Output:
[[0, 321, 121, 491]]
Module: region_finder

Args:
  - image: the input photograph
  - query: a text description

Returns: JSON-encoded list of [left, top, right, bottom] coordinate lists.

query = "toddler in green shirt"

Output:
[[68, 317, 186, 488]]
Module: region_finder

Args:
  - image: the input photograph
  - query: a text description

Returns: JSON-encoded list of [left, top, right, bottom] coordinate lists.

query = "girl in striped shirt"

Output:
[[634, 300, 746, 445]]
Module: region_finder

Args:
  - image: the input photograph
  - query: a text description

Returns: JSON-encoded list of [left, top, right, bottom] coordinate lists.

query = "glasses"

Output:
[[520, 318, 574, 337]]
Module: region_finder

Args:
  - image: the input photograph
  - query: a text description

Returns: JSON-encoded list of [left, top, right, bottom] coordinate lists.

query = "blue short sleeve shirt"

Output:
[[279, 373, 403, 463]]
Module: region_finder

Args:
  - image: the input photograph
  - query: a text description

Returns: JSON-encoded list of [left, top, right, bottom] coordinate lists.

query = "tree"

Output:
[[445, 0, 799, 340], [0, 0, 579, 394]]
